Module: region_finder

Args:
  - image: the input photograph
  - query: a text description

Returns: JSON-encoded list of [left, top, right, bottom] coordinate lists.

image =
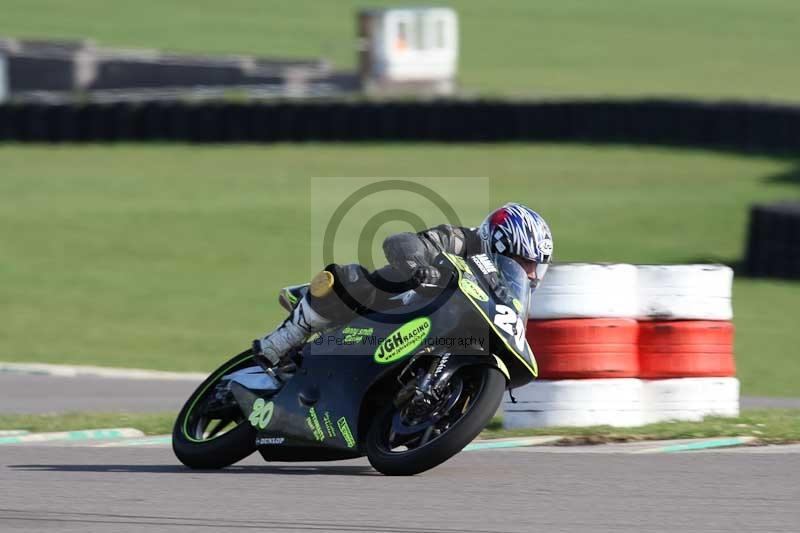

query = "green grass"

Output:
[[0, 1, 798, 101], [0, 143, 799, 395], [1, 409, 797, 443], [0, 411, 176, 436], [483, 409, 800, 444]]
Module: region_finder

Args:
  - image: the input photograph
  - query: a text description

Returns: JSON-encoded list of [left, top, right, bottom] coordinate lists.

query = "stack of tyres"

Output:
[[2, 100, 800, 149], [528, 263, 638, 320], [502, 379, 644, 429], [526, 319, 638, 379], [745, 202, 800, 279], [642, 377, 739, 424], [638, 321, 735, 378], [502, 263, 739, 428], [504, 264, 642, 428], [636, 265, 738, 423]]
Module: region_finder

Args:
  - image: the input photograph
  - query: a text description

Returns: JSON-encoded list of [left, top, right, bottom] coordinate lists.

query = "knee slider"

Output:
[[309, 270, 335, 298], [307, 264, 376, 318]]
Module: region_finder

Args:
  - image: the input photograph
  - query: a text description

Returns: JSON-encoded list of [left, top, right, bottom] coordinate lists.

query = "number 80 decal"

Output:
[[493, 305, 526, 351]]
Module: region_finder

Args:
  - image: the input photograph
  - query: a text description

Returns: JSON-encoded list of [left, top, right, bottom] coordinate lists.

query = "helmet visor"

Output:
[[492, 254, 531, 321], [531, 262, 549, 289], [509, 256, 550, 289]]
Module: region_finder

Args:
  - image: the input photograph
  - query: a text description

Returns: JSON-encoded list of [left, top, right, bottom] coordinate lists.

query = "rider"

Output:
[[253, 203, 553, 368]]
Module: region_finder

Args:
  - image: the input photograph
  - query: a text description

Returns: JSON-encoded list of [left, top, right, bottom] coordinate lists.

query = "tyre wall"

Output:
[[744, 202, 800, 280], [1, 99, 799, 152], [503, 264, 738, 428]]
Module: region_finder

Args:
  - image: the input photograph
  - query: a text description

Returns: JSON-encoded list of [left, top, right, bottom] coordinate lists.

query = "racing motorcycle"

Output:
[[172, 252, 538, 475]]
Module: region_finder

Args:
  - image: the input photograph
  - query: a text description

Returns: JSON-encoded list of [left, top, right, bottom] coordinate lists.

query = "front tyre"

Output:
[[172, 350, 258, 469], [366, 365, 505, 476]]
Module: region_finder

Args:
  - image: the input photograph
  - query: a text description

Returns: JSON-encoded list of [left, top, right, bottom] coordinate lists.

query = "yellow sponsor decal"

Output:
[[337, 417, 356, 448], [459, 278, 489, 302], [248, 399, 275, 430], [374, 317, 431, 364], [446, 254, 470, 273], [323, 411, 337, 438], [306, 407, 324, 442]]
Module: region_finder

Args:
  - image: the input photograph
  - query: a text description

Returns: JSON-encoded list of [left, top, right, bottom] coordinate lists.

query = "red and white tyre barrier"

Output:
[[637, 264, 733, 320], [529, 263, 638, 319], [507, 262, 739, 429], [526, 319, 639, 379], [502, 379, 644, 428], [502, 377, 740, 428], [642, 377, 740, 423], [639, 321, 735, 378]]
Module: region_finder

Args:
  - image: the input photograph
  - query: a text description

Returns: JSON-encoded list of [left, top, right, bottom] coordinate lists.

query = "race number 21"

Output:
[[493, 305, 525, 351]]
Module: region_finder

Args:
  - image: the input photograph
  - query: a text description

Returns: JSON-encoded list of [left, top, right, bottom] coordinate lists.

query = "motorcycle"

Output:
[[172, 252, 538, 475]]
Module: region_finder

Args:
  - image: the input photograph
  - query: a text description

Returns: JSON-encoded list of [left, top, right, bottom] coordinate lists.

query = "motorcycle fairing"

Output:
[[438, 253, 538, 381], [243, 254, 536, 459]]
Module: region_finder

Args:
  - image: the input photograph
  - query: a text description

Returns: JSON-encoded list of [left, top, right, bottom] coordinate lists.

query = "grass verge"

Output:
[[0, 412, 177, 436], [1, 0, 798, 101], [483, 409, 800, 444], [1, 144, 799, 396], [1, 409, 798, 444]]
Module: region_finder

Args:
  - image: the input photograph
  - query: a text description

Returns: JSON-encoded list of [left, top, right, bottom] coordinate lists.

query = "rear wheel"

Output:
[[172, 350, 258, 469], [366, 365, 505, 476]]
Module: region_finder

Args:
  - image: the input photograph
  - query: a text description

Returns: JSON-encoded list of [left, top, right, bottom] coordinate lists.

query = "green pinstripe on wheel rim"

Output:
[[181, 353, 254, 443]]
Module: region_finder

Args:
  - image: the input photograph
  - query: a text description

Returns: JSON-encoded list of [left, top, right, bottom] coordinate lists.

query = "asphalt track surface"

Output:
[[0, 374, 197, 414], [1, 443, 799, 533], [2, 374, 799, 414], [2, 373, 799, 532]]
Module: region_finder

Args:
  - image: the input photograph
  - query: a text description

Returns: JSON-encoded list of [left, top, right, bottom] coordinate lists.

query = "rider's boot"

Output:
[[252, 270, 335, 369]]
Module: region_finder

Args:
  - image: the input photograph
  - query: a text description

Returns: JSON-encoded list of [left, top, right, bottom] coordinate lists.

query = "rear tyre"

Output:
[[172, 350, 258, 469], [366, 365, 505, 476]]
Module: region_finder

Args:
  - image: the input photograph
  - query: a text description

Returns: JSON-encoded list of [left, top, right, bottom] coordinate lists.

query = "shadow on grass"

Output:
[[763, 162, 800, 186], [673, 160, 800, 277]]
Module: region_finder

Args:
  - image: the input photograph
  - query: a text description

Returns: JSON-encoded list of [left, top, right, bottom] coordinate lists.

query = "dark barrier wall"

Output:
[[745, 203, 800, 280], [1, 99, 799, 152]]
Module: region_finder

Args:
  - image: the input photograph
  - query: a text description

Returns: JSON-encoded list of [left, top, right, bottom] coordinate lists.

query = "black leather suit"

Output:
[[315, 224, 483, 319]]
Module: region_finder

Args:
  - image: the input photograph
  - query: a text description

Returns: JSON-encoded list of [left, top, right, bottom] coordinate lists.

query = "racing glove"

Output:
[[412, 265, 445, 287]]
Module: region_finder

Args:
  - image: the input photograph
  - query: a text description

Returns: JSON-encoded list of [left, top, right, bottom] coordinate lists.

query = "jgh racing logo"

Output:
[[374, 317, 432, 364]]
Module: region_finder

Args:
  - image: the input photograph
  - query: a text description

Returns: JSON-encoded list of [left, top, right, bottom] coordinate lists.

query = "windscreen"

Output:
[[492, 254, 531, 322]]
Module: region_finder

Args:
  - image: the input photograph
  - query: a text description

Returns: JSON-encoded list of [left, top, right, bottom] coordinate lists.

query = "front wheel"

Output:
[[366, 365, 505, 476], [172, 349, 258, 469]]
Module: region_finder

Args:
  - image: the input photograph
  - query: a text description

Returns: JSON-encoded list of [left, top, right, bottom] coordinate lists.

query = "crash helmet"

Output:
[[478, 203, 553, 287]]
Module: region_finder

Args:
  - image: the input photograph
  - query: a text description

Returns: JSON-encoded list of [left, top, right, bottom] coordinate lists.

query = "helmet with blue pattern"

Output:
[[478, 203, 553, 287]]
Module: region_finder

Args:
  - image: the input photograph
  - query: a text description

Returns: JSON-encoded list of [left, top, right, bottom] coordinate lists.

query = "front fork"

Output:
[[393, 350, 507, 416]]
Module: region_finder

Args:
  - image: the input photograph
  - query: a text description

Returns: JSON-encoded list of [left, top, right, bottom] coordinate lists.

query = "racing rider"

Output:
[[253, 203, 553, 369]]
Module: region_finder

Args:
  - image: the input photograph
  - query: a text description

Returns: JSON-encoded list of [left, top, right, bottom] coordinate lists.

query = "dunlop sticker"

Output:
[[374, 317, 431, 364]]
